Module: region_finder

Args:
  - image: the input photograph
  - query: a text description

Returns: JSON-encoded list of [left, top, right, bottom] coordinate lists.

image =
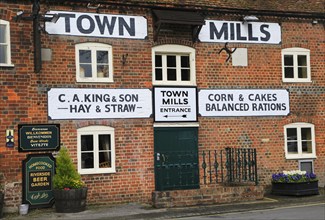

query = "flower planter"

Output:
[[271, 181, 319, 196], [53, 187, 88, 213]]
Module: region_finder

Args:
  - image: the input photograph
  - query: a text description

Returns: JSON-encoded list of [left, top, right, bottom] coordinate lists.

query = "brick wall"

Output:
[[0, 0, 324, 212]]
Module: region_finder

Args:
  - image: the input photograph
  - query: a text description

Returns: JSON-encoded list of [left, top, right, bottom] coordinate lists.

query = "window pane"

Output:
[[302, 141, 312, 153], [155, 55, 162, 67], [298, 67, 307, 78], [181, 69, 190, 81], [79, 50, 91, 63], [284, 55, 293, 66], [99, 135, 111, 150], [167, 69, 176, 81], [0, 25, 5, 43], [181, 56, 190, 67], [80, 64, 92, 77], [284, 67, 294, 78], [99, 152, 111, 168], [97, 51, 108, 64], [81, 153, 94, 168], [301, 128, 311, 140], [167, 56, 176, 67], [298, 55, 307, 66], [155, 69, 162, 80], [287, 128, 297, 140], [81, 135, 94, 151], [0, 45, 7, 63], [287, 142, 298, 153], [97, 65, 109, 78]]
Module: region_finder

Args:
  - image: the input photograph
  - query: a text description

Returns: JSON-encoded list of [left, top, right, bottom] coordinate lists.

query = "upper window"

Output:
[[0, 20, 13, 67], [77, 126, 115, 174], [152, 44, 196, 85], [282, 48, 311, 82], [284, 123, 316, 159], [75, 43, 113, 83]]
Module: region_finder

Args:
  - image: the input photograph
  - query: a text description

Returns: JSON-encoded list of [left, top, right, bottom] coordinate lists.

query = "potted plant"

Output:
[[271, 170, 319, 196], [53, 146, 88, 213]]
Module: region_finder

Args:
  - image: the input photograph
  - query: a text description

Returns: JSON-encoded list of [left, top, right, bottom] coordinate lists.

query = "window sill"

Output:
[[0, 63, 15, 68], [285, 155, 317, 160], [282, 80, 312, 83], [79, 168, 116, 175]]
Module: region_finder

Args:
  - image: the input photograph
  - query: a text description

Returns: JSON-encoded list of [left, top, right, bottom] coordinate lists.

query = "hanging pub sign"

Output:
[[45, 11, 147, 39], [22, 154, 55, 208], [48, 88, 152, 120], [199, 20, 281, 44], [18, 124, 60, 152], [199, 89, 289, 117], [154, 87, 198, 122]]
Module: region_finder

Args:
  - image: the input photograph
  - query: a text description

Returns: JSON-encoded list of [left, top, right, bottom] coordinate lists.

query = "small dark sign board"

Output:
[[22, 154, 55, 208], [18, 124, 60, 152]]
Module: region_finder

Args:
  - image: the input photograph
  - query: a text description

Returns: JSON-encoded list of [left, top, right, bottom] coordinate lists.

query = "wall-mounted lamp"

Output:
[[242, 15, 259, 23]]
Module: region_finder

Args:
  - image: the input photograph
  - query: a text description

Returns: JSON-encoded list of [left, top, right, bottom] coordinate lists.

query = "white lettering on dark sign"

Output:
[[199, 20, 281, 44], [45, 11, 147, 39]]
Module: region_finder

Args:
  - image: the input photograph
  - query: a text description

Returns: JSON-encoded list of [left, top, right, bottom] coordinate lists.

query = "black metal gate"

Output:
[[154, 127, 199, 191]]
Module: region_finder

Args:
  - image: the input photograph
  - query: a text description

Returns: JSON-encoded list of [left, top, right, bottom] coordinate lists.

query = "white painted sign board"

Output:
[[45, 11, 148, 39], [199, 20, 281, 44], [154, 87, 197, 122], [199, 89, 289, 117], [48, 88, 152, 119]]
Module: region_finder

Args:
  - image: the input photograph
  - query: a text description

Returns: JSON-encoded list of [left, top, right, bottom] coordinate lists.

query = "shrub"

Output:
[[53, 146, 85, 190]]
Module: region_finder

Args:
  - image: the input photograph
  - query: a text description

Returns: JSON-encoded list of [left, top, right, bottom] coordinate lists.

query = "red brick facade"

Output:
[[0, 0, 324, 212]]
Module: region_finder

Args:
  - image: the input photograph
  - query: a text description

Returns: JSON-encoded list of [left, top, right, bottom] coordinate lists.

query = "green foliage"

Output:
[[53, 146, 85, 190]]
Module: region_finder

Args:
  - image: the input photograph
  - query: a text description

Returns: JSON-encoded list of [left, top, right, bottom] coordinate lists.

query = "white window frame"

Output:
[[284, 122, 316, 159], [281, 47, 311, 83], [77, 126, 116, 174], [152, 44, 196, 86], [0, 19, 13, 67], [75, 42, 113, 83]]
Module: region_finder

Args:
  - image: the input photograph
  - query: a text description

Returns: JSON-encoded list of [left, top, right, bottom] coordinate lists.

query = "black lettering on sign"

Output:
[[118, 17, 135, 36], [77, 15, 95, 34], [260, 24, 271, 41], [58, 13, 75, 33], [95, 16, 117, 35], [210, 22, 228, 40]]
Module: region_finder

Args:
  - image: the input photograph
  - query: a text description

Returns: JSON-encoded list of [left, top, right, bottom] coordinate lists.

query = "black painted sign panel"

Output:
[[22, 154, 55, 208], [18, 124, 60, 152]]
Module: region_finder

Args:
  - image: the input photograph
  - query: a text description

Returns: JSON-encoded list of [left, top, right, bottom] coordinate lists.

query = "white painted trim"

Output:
[[0, 19, 13, 66], [153, 122, 200, 127]]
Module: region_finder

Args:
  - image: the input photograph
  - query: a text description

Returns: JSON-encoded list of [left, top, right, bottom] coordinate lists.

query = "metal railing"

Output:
[[201, 147, 258, 185]]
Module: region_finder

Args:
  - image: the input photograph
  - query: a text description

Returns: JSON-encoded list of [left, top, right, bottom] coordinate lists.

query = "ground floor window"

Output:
[[284, 123, 316, 159], [77, 126, 115, 174]]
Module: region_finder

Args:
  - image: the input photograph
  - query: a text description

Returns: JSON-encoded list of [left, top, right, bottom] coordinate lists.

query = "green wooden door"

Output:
[[154, 127, 199, 191]]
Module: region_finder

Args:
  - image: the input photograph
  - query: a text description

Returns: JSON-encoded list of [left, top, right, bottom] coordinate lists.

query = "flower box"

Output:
[[271, 170, 319, 196], [272, 180, 319, 196]]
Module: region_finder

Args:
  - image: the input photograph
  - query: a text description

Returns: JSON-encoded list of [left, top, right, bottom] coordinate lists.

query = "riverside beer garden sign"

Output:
[[22, 154, 55, 208]]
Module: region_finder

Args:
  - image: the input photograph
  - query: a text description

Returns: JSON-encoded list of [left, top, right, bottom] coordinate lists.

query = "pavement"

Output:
[[2, 189, 325, 220]]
